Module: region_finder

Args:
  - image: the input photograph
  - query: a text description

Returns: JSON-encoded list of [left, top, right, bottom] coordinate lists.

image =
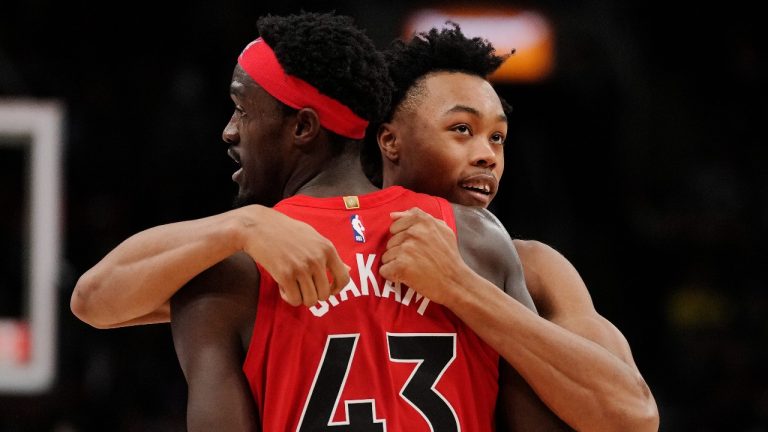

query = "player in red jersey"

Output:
[[239, 188, 511, 431], [167, 13, 546, 431]]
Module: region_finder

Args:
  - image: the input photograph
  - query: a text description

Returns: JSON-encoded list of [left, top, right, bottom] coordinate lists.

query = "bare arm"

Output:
[[71, 205, 349, 328], [510, 239, 658, 429], [171, 252, 259, 432], [380, 207, 658, 432], [515, 239, 641, 368], [456, 210, 572, 431]]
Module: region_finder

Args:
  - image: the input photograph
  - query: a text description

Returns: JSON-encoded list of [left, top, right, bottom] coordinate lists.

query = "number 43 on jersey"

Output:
[[297, 333, 460, 432]]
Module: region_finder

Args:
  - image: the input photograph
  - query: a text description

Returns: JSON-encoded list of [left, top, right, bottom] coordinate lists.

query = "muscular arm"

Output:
[[71, 205, 348, 328], [171, 252, 259, 432], [511, 239, 658, 429], [451, 207, 572, 431], [514, 239, 640, 367], [380, 206, 658, 432]]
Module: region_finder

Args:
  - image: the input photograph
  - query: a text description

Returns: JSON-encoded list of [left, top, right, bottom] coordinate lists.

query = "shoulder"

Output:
[[513, 239, 562, 259], [512, 239, 596, 321], [451, 205, 537, 311], [513, 240, 566, 276], [512, 239, 578, 289], [451, 204, 519, 283], [452, 204, 514, 251]]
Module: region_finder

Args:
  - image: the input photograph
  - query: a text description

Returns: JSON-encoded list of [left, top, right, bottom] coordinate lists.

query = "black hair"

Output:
[[384, 22, 508, 122], [257, 12, 392, 126], [362, 23, 511, 185]]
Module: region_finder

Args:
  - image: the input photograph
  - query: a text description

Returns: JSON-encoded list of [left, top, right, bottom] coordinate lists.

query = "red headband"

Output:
[[237, 38, 368, 139]]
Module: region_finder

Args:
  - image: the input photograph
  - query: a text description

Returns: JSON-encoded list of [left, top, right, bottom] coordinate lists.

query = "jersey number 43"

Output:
[[296, 333, 460, 432]]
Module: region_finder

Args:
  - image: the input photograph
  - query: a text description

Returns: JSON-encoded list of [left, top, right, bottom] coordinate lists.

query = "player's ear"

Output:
[[377, 123, 399, 163], [293, 108, 321, 148]]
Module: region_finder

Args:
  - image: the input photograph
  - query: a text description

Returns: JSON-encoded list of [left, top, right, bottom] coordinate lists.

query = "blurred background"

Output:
[[1, 0, 766, 430]]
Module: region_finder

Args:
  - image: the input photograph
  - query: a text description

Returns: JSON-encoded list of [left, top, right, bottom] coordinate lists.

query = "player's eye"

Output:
[[452, 124, 471, 135]]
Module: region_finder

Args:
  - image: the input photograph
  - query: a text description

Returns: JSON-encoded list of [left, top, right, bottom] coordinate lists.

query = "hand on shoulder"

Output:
[[233, 205, 351, 307], [379, 207, 468, 306]]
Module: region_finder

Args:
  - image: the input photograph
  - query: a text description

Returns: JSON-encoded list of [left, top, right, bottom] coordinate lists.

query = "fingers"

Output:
[[386, 214, 428, 250], [389, 207, 423, 220], [278, 279, 302, 307], [389, 207, 448, 237], [327, 252, 351, 296], [379, 260, 402, 284], [389, 207, 425, 234], [312, 265, 331, 304], [381, 243, 400, 265], [296, 272, 318, 307], [380, 243, 411, 286], [279, 253, 348, 308], [379, 261, 394, 281]]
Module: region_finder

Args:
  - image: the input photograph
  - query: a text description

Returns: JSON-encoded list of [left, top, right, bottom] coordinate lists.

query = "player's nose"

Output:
[[469, 138, 498, 169], [222, 114, 239, 145]]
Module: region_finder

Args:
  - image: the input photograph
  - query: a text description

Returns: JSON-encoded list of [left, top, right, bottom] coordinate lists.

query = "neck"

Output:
[[381, 160, 398, 189], [285, 142, 379, 199]]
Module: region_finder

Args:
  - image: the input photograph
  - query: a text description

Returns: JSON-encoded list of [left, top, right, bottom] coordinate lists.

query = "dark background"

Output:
[[1, 0, 766, 430]]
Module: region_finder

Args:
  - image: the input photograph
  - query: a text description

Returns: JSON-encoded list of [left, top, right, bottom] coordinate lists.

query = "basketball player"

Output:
[[365, 25, 659, 431], [171, 13, 548, 430]]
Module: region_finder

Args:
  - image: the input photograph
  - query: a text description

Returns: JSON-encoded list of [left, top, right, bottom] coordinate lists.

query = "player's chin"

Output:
[[232, 190, 254, 208], [232, 187, 265, 208]]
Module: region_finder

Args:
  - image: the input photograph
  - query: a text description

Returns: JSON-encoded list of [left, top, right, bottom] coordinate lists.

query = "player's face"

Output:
[[383, 72, 506, 208], [223, 66, 295, 207]]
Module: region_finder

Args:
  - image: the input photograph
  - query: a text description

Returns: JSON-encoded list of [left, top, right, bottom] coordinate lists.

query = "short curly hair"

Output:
[[362, 23, 510, 185], [384, 23, 508, 122], [257, 12, 392, 125]]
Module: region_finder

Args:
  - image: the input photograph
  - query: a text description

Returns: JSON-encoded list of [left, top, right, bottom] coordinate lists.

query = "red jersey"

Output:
[[243, 186, 499, 431]]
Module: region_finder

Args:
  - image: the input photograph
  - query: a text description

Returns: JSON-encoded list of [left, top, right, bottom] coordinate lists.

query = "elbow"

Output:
[[640, 407, 661, 432], [606, 380, 660, 432], [614, 402, 659, 432], [629, 384, 660, 432], [595, 402, 658, 432], [628, 373, 660, 432], [71, 271, 111, 329], [70, 273, 92, 322]]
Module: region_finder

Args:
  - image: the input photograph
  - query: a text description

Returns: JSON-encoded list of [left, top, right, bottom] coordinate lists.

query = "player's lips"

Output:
[[228, 147, 243, 182], [458, 173, 497, 206]]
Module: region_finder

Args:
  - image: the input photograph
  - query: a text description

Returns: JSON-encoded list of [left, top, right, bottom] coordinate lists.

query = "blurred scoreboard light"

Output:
[[0, 100, 63, 394], [403, 7, 555, 83]]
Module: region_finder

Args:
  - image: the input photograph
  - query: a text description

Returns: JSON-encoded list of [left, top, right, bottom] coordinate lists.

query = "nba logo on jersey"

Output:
[[350, 214, 365, 243]]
